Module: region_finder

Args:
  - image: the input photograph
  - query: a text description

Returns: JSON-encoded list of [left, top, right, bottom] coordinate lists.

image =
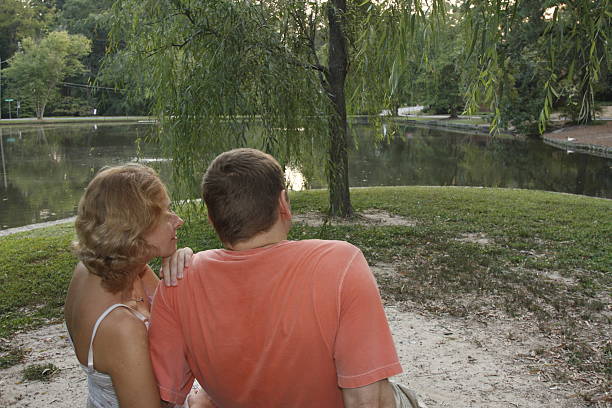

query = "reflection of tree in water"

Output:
[[0, 181, 35, 228], [459, 138, 612, 197], [1, 122, 611, 229], [349, 125, 483, 187], [0, 124, 159, 228], [345, 123, 612, 198]]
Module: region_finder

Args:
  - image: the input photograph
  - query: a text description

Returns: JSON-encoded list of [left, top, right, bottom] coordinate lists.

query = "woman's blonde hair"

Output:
[[73, 164, 168, 293]]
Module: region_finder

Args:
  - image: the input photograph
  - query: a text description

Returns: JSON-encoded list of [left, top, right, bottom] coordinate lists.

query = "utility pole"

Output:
[[0, 53, 18, 120]]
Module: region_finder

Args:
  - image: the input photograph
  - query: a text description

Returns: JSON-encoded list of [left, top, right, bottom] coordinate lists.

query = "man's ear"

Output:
[[278, 189, 292, 219]]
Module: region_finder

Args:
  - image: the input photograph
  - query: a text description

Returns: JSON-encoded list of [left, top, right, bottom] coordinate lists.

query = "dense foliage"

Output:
[[3, 31, 91, 120], [0, 0, 149, 118], [108, 0, 447, 216], [0, 0, 609, 212]]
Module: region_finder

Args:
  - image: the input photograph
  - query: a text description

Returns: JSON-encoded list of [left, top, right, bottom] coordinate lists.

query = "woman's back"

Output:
[[65, 263, 161, 407], [65, 263, 155, 367]]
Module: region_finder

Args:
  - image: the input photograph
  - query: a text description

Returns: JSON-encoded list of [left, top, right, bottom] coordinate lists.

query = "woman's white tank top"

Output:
[[70, 303, 149, 408]]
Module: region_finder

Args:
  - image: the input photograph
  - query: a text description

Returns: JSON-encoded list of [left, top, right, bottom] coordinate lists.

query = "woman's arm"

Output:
[[96, 309, 161, 408]]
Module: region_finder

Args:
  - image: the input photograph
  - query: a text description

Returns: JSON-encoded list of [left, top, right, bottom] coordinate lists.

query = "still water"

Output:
[[0, 122, 610, 230]]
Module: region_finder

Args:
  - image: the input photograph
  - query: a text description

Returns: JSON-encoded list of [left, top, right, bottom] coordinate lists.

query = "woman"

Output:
[[64, 164, 204, 407]]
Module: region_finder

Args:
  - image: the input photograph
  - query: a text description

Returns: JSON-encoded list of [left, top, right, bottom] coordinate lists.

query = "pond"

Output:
[[0, 122, 610, 230]]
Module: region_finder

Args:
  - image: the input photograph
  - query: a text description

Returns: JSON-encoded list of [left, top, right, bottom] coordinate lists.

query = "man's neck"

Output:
[[225, 224, 289, 252]]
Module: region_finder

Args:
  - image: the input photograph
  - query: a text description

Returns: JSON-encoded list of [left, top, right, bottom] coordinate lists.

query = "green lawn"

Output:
[[1, 186, 610, 398]]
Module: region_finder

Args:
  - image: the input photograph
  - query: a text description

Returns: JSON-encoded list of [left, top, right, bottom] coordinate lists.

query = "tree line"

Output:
[[0, 0, 147, 119]]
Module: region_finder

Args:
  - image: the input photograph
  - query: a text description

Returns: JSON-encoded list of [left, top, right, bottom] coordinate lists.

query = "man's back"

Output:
[[149, 239, 401, 407]]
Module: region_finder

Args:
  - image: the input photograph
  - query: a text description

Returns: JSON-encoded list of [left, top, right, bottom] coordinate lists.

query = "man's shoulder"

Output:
[[294, 239, 360, 254], [189, 248, 222, 266], [293, 240, 364, 272], [183, 241, 361, 272]]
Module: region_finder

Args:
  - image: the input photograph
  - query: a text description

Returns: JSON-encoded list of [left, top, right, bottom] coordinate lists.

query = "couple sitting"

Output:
[[65, 148, 422, 408]]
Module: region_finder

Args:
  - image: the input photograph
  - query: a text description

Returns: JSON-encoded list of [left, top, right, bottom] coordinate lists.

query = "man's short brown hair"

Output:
[[201, 148, 285, 246]]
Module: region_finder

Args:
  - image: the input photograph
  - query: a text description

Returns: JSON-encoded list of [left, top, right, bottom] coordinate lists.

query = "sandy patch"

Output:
[[544, 121, 612, 148], [455, 233, 492, 245], [293, 210, 416, 227], [531, 269, 577, 286], [0, 324, 86, 407], [387, 307, 586, 408]]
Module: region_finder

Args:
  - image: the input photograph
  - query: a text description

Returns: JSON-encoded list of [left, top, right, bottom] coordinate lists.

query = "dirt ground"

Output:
[[0, 210, 596, 408], [0, 204, 607, 407], [544, 120, 612, 148], [0, 301, 591, 408]]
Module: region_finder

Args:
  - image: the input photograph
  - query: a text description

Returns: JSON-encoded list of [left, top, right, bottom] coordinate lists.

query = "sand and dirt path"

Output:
[[0, 296, 589, 407]]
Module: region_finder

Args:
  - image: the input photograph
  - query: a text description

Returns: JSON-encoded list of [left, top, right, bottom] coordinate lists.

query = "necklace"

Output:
[[130, 296, 144, 302]]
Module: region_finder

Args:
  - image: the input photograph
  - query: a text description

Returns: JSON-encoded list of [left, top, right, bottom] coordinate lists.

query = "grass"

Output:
[[0, 186, 610, 399], [0, 223, 76, 338], [0, 345, 26, 368], [22, 363, 59, 382]]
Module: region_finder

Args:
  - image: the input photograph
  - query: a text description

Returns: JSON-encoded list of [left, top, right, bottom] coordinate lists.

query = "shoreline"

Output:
[[0, 217, 76, 238], [540, 121, 612, 159], [364, 114, 612, 158], [0, 116, 156, 126]]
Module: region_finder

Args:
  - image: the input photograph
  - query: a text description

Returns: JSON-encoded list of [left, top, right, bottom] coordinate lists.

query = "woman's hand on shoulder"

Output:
[[160, 247, 194, 287]]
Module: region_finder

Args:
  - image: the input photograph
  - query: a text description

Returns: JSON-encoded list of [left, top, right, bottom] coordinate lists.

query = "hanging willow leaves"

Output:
[[108, 0, 445, 217], [463, 0, 610, 134]]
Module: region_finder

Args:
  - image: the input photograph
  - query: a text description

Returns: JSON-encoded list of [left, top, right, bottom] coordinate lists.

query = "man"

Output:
[[149, 148, 405, 407]]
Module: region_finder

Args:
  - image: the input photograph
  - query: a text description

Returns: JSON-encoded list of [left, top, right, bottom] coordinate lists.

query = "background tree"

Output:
[[57, 0, 147, 116], [111, 0, 445, 217], [418, 6, 464, 118], [547, 0, 610, 124], [462, 0, 610, 133], [0, 0, 55, 62], [3, 31, 91, 120]]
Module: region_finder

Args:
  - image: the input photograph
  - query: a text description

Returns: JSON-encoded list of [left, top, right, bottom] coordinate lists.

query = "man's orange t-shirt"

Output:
[[149, 239, 402, 407]]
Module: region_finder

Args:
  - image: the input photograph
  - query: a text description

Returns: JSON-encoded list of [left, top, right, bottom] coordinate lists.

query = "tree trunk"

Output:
[[326, 0, 353, 218], [36, 100, 44, 120], [37, 104, 45, 120]]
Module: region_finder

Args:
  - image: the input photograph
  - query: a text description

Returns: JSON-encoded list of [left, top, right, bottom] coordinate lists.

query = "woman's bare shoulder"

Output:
[[92, 307, 150, 373]]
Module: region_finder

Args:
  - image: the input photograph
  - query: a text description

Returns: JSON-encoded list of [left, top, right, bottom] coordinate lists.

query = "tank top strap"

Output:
[[87, 303, 148, 371]]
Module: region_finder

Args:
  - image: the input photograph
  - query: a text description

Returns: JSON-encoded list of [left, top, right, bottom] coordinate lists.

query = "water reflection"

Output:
[[0, 122, 610, 230], [348, 124, 612, 198], [0, 124, 160, 229]]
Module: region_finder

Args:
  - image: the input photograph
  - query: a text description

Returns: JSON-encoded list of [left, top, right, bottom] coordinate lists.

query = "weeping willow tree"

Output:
[[462, 0, 610, 133], [109, 0, 445, 217]]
